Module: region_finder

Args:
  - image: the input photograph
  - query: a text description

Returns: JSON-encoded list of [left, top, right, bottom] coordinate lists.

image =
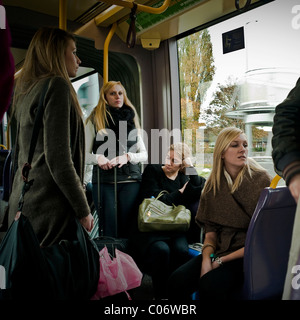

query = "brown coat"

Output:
[[8, 77, 90, 246], [196, 170, 271, 256]]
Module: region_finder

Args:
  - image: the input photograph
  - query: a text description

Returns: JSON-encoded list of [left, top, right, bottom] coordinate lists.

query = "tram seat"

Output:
[[242, 186, 296, 300], [186, 200, 204, 244]]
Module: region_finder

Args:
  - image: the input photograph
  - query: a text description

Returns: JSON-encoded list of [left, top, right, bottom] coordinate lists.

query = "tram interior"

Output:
[[1, 0, 298, 300]]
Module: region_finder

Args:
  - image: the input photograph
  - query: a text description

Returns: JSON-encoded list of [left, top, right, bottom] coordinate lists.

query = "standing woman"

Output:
[[7, 27, 93, 247], [167, 127, 271, 299], [85, 81, 147, 238]]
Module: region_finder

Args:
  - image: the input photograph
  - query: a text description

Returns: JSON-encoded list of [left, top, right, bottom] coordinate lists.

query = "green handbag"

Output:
[[138, 191, 191, 232]]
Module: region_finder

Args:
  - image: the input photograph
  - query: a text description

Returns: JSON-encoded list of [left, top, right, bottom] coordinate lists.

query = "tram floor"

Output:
[[130, 273, 154, 300], [100, 273, 154, 301]]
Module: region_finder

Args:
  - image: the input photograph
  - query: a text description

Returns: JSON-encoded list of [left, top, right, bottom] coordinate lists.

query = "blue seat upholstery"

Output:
[[242, 186, 296, 300]]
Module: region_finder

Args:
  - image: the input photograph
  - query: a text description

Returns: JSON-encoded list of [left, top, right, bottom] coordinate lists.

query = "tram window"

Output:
[[72, 69, 100, 120], [177, 0, 300, 184]]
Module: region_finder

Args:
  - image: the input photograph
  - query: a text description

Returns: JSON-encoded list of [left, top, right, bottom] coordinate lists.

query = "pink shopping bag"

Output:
[[91, 246, 142, 299]]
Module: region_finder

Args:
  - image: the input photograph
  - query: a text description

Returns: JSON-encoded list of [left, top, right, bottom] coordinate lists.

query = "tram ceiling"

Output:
[[4, 0, 266, 50]]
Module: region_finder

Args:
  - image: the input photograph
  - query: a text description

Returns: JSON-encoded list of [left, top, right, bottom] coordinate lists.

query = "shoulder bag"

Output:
[[138, 190, 191, 232]]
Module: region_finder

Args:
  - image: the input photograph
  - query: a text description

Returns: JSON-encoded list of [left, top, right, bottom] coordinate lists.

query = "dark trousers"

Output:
[[143, 235, 190, 299], [92, 181, 140, 238], [167, 254, 244, 300]]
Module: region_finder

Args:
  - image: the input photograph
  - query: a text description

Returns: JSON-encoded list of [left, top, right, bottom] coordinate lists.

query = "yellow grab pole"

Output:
[[97, 0, 171, 15], [59, 0, 67, 30], [101, 0, 171, 82], [103, 22, 117, 84], [270, 174, 282, 189]]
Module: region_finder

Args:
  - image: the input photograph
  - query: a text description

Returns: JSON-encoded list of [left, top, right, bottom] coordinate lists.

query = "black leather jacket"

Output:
[[272, 77, 300, 185]]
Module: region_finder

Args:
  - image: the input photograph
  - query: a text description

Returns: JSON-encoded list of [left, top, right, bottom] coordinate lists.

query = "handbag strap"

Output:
[[155, 190, 178, 208], [18, 78, 50, 211], [156, 190, 168, 200]]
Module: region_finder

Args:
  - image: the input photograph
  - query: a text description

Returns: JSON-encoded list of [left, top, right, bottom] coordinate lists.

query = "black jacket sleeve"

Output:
[[139, 164, 205, 206], [139, 164, 181, 205], [181, 167, 206, 204], [272, 77, 300, 184]]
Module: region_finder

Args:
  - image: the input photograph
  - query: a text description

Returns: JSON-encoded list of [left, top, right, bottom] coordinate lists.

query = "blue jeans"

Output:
[[92, 181, 140, 238]]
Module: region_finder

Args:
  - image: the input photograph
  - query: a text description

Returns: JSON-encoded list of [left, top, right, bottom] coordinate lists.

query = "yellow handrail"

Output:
[[101, 0, 171, 84], [270, 174, 282, 189], [98, 0, 171, 14], [103, 22, 117, 84], [59, 0, 67, 30]]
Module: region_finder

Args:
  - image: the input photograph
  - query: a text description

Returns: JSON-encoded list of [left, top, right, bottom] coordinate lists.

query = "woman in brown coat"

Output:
[[167, 127, 272, 299], [7, 27, 93, 247]]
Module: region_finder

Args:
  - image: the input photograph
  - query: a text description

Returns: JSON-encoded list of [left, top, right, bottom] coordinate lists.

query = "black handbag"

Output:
[[0, 212, 100, 300], [0, 79, 100, 300]]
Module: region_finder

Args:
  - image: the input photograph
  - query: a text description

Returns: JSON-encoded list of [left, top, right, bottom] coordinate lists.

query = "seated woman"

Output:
[[130, 142, 206, 299], [167, 127, 272, 300]]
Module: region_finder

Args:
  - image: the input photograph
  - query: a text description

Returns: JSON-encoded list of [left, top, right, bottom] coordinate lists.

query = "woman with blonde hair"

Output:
[[7, 27, 94, 247], [85, 80, 147, 238], [131, 142, 206, 299], [168, 127, 271, 299]]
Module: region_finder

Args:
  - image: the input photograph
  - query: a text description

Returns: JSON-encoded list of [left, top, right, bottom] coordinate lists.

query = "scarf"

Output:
[[196, 170, 271, 256], [106, 105, 136, 139]]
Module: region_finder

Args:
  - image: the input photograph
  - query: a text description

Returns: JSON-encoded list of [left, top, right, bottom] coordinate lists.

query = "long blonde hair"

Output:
[[86, 81, 140, 131], [12, 27, 82, 117], [203, 127, 267, 196]]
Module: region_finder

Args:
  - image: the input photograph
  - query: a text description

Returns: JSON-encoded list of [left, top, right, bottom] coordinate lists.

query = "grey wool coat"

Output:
[[8, 77, 90, 247]]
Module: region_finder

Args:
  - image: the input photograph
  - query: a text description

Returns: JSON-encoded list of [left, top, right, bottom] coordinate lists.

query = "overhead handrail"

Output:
[[59, 0, 67, 30], [98, 0, 171, 14], [126, 3, 137, 48], [103, 22, 117, 84], [101, 0, 171, 82], [235, 0, 251, 11]]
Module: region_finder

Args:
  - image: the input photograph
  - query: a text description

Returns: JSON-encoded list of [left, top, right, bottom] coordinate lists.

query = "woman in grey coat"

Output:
[[7, 27, 93, 247]]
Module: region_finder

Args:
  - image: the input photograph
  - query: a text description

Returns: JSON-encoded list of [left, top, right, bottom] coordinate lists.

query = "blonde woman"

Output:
[[85, 81, 147, 238], [7, 27, 94, 247], [168, 127, 271, 300], [131, 142, 206, 299]]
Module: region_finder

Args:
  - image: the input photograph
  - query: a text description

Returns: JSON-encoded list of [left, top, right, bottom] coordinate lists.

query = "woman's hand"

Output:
[[182, 157, 193, 168], [289, 174, 300, 203], [80, 213, 94, 232], [200, 258, 213, 277], [179, 181, 188, 193], [97, 154, 113, 170], [109, 154, 129, 168]]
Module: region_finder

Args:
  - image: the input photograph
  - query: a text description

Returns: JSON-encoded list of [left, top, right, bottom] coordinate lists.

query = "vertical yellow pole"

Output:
[[59, 0, 67, 30], [103, 22, 117, 84]]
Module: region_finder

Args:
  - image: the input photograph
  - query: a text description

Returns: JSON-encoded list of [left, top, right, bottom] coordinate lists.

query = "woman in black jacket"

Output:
[[272, 78, 300, 204], [272, 78, 300, 299], [131, 142, 206, 299], [85, 81, 147, 238]]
